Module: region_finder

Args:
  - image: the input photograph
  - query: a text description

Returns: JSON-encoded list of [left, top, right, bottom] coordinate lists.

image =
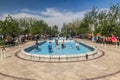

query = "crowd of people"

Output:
[[0, 34, 49, 46], [3, 33, 120, 58], [0, 34, 49, 59], [87, 34, 120, 48]]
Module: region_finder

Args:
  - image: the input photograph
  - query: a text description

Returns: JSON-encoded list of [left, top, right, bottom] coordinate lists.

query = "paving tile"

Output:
[[0, 40, 119, 80]]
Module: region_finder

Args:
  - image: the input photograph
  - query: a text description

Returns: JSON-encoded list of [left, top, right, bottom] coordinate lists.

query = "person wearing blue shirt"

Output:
[[48, 41, 52, 53]]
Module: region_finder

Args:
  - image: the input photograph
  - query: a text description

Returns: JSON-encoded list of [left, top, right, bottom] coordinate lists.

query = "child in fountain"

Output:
[[55, 39, 58, 45], [75, 42, 80, 50], [61, 40, 65, 48], [48, 41, 52, 53], [55, 44, 60, 50], [55, 39, 60, 50], [35, 40, 38, 50]]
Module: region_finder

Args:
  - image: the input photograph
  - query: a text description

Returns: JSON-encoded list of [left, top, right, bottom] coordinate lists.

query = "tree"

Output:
[[51, 25, 59, 36], [1, 15, 19, 37]]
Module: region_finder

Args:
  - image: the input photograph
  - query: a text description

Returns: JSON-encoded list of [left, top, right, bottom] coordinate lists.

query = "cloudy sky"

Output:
[[0, 0, 119, 30]]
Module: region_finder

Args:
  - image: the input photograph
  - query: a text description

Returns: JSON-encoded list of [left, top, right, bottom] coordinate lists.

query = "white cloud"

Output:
[[0, 8, 108, 31], [41, 8, 63, 17], [99, 8, 109, 11], [0, 12, 44, 20], [21, 8, 41, 14]]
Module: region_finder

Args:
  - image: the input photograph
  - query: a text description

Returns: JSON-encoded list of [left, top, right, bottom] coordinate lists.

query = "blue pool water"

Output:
[[27, 41, 92, 55]]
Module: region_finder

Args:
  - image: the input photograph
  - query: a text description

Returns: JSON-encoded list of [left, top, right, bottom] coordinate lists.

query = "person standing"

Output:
[[55, 39, 58, 45], [117, 36, 120, 48], [48, 41, 52, 53], [102, 36, 106, 48], [61, 40, 65, 48], [75, 42, 80, 50], [1, 45, 7, 59], [35, 40, 38, 50]]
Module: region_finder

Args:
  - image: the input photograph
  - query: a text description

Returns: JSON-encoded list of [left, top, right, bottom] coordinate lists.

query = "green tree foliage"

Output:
[[61, 3, 120, 36], [51, 25, 59, 36], [0, 15, 19, 36], [0, 15, 59, 37]]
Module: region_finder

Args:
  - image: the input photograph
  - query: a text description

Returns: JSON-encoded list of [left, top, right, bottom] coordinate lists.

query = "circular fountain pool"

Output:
[[18, 40, 99, 62]]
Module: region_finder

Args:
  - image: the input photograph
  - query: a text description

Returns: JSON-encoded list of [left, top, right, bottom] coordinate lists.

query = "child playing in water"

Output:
[[55, 44, 60, 50], [48, 41, 52, 53], [61, 40, 65, 48], [75, 42, 80, 50], [35, 40, 38, 49]]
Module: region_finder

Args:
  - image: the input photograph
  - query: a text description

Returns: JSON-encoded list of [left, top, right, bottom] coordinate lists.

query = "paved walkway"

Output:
[[0, 39, 120, 80]]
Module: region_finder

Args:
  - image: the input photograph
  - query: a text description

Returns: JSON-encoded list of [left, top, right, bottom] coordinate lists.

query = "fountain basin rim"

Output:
[[21, 40, 97, 58]]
